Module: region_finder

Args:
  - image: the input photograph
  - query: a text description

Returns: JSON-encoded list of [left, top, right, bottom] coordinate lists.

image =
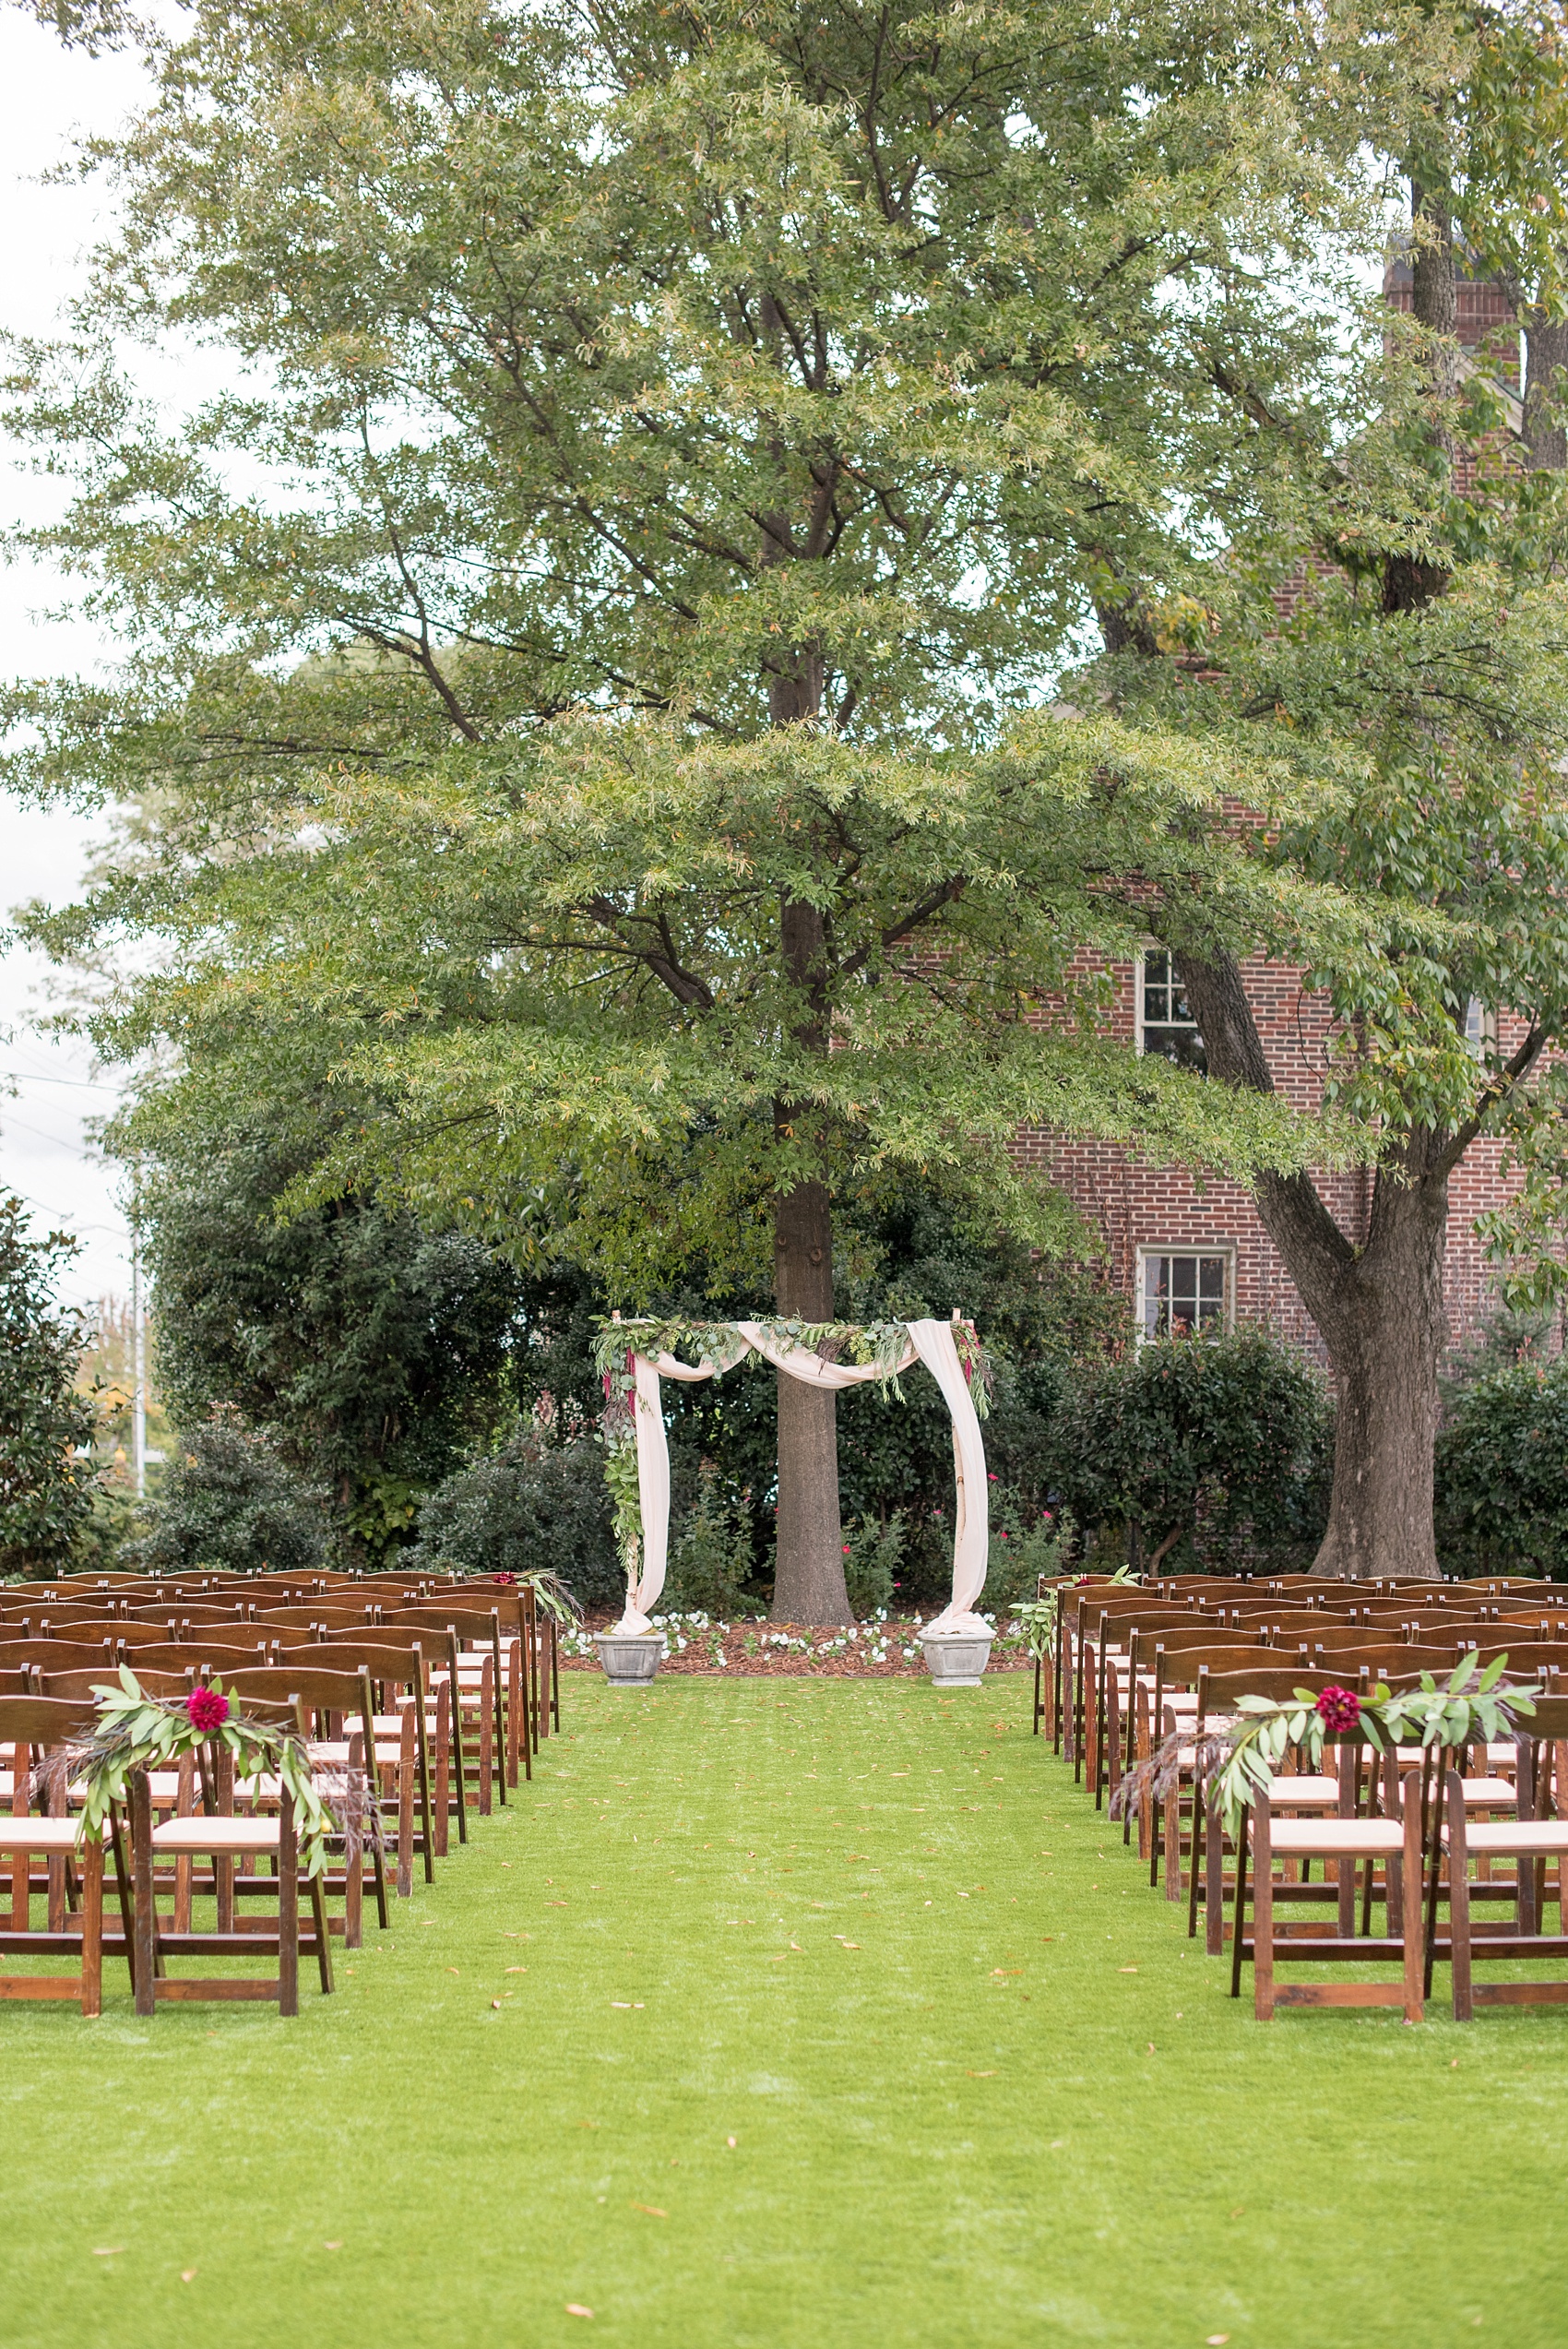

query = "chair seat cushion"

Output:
[[0, 1818, 83, 1852], [308, 1739, 406, 1765], [150, 1817, 284, 1853], [1269, 1777, 1340, 1807], [1253, 1817, 1405, 1855], [1457, 1778, 1518, 1808], [1444, 1819, 1568, 1855]]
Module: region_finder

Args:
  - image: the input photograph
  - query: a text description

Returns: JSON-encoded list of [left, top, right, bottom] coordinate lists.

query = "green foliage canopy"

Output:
[[0, 1197, 99, 1573], [0, 0, 1420, 1286]]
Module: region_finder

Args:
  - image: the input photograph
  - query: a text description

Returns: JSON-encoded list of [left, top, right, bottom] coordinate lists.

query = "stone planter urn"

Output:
[[595, 1630, 664, 1687], [921, 1629, 993, 1687]]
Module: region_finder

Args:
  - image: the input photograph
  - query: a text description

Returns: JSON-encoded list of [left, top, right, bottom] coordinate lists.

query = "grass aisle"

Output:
[[4, 1676, 1565, 2349]]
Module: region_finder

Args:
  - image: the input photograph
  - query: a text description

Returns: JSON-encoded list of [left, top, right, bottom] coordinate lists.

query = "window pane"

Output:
[[1144, 1256, 1169, 1338], [1142, 950, 1171, 1023], [1141, 1252, 1227, 1340]]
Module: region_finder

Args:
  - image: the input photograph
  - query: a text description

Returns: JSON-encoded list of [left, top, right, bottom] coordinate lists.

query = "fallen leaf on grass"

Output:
[[565, 2305, 594, 2319], [91, 2250, 125, 2259], [1206, 2335, 1230, 2344], [491, 1999, 503, 2010], [726, 2137, 737, 2149], [324, 2242, 343, 2252], [180, 2271, 197, 2283], [1118, 1966, 1138, 1974], [505, 1965, 527, 1973], [445, 1967, 460, 1976], [630, 2203, 668, 2218], [965, 2070, 997, 2078]]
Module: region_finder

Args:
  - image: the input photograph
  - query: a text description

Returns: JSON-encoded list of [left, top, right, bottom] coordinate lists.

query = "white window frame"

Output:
[[1134, 947, 1204, 1059], [1134, 1245, 1236, 1343], [1464, 996, 1497, 1057]]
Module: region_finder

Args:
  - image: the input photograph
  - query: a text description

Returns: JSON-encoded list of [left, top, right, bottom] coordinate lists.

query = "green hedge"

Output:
[[1435, 1359, 1568, 1580]]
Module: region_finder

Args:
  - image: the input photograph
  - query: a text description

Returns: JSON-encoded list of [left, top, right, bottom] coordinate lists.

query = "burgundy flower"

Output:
[[1315, 1684, 1360, 1735], [493, 1573, 517, 1586], [185, 1687, 230, 1734]]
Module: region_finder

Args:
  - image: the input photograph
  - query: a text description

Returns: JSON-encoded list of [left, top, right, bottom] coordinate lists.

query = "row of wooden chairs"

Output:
[[0, 1571, 564, 2017], [1036, 1572, 1568, 2021]]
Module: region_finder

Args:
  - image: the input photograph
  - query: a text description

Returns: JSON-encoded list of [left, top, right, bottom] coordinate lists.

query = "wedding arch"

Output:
[[593, 1315, 992, 1636]]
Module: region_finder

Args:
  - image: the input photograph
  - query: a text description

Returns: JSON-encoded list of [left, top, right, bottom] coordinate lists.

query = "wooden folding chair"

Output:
[[0, 1697, 128, 2017], [131, 1703, 335, 2017], [315, 1636, 441, 1870], [1437, 1694, 1568, 2019], [1246, 1762, 1425, 2022], [224, 1667, 390, 1935]]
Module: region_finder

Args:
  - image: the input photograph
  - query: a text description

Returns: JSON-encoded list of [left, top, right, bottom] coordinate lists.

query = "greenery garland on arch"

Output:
[[53, 1669, 364, 1877], [590, 1315, 993, 1580], [1113, 1651, 1539, 1840]]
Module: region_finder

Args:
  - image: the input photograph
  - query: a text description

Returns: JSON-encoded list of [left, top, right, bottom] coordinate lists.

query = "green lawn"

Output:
[[4, 1675, 1563, 2349]]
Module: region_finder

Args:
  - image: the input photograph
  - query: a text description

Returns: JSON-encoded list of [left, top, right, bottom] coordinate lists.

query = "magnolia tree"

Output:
[[5, 0, 1479, 1611]]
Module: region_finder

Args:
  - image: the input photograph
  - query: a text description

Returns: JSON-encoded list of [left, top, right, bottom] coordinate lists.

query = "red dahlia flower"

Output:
[[1315, 1684, 1360, 1735], [185, 1687, 230, 1734]]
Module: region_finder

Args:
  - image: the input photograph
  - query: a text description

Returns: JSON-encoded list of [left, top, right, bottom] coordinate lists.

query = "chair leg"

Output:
[[1230, 1828, 1248, 1999], [1187, 1782, 1205, 1938], [108, 1805, 137, 1996], [1446, 1770, 1473, 2024], [80, 1839, 102, 2020], [130, 1771, 157, 2019], [174, 1755, 195, 1934], [414, 1675, 435, 1879], [1205, 1796, 1226, 1955], [1253, 1803, 1275, 2021], [397, 1708, 414, 1902], [278, 1799, 300, 2019], [479, 1656, 493, 1816], [433, 1682, 450, 1858], [309, 1866, 334, 1997], [1402, 1781, 1426, 2024]]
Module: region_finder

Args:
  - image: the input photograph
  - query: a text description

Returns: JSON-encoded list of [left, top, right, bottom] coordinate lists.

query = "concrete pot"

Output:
[[921, 1631, 993, 1688], [595, 1631, 664, 1687]]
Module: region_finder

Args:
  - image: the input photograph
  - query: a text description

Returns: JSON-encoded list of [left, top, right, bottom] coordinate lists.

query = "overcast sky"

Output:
[[0, 13, 162, 1309]]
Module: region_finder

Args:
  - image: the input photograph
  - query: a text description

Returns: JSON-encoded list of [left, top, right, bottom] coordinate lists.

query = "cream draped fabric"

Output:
[[613, 1319, 990, 1637]]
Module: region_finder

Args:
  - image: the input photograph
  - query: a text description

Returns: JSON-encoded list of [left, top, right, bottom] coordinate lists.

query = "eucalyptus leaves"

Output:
[[65, 1667, 352, 1877], [1116, 1651, 1540, 1839], [591, 1317, 992, 1404], [1015, 1566, 1142, 1661]]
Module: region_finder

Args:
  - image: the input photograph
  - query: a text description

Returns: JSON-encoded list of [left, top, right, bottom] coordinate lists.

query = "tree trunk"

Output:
[[1384, 179, 1456, 614], [1301, 1160, 1449, 1580], [766, 616, 849, 1623], [771, 1158, 848, 1622], [1523, 304, 1568, 471], [1173, 950, 1447, 1580]]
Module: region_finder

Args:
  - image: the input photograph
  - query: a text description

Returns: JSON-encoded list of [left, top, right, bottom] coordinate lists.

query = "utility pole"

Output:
[[131, 1246, 147, 1499]]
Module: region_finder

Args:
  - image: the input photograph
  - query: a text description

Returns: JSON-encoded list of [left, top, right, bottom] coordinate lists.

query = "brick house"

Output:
[[1040, 266, 1527, 1364], [1039, 947, 1525, 1362]]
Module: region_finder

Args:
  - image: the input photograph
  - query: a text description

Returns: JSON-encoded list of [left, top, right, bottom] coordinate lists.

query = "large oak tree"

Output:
[[5, 0, 1476, 1607]]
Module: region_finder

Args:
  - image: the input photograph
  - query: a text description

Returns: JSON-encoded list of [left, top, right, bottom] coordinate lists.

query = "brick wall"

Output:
[[1029, 954, 1519, 1363]]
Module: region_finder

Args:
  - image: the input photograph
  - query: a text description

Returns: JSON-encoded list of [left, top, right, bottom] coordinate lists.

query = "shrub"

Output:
[[842, 1510, 905, 1618], [664, 1460, 761, 1617], [0, 1198, 100, 1573], [129, 1408, 329, 1573], [981, 1491, 1074, 1608], [1048, 1327, 1332, 1574], [1435, 1358, 1568, 1578], [410, 1408, 620, 1608]]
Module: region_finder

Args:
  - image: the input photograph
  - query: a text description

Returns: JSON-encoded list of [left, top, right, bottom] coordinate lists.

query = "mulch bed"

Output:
[[561, 1614, 1032, 1675]]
